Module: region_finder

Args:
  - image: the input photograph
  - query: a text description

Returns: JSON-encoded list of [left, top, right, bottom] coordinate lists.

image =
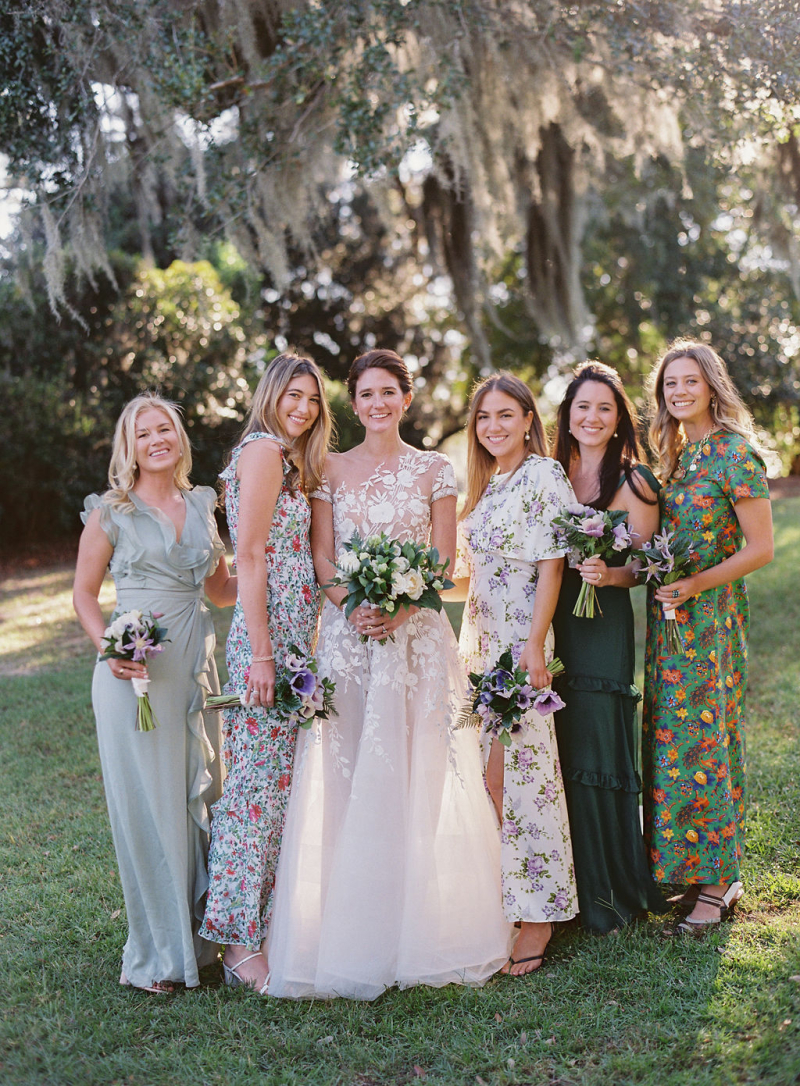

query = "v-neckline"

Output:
[[131, 490, 188, 544]]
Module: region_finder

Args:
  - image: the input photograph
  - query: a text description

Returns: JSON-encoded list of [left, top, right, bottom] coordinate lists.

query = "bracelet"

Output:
[[251, 655, 275, 664]]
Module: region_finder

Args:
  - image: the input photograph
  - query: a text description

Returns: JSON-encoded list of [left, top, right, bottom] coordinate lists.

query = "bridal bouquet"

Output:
[[633, 529, 695, 654], [552, 502, 633, 618], [459, 650, 566, 746], [326, 531, 454, 643], [206, 646, 336, 730], [99, 609, 169, 731]]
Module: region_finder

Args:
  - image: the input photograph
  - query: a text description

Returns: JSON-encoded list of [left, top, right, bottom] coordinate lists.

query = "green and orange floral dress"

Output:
[[642, 430, 769, 886]]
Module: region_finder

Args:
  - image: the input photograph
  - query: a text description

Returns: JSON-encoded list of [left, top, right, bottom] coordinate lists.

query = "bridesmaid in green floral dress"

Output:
[[642, 340, 773, 934]]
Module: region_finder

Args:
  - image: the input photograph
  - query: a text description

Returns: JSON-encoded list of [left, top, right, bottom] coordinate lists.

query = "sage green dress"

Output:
[[552, 466, 666, 933], [82, 488, 225, 988]]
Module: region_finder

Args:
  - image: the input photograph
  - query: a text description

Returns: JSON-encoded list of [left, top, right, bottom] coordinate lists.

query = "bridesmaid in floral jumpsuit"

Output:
[[199, 353, 332, 991]]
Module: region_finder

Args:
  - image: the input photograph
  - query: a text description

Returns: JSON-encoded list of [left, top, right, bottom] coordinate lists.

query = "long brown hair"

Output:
[[237, 352, 332, 494], [552, 361, 655, 509], [461, 372, 547, 520], [647, 340, 758, 479]]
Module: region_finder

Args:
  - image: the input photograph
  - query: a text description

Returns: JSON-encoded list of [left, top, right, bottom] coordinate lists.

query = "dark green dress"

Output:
[[552, 466, 666, 933]]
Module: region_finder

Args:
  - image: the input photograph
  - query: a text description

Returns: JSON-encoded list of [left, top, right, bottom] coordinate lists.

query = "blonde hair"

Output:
[[461, 372, 547, 520], [106, 393, 192, 510], [238, 352, 332, 494], [647, 340, 759, 479]]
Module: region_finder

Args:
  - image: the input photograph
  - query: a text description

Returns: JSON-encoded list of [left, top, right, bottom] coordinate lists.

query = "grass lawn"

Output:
[[0, 500, 798, 1086]]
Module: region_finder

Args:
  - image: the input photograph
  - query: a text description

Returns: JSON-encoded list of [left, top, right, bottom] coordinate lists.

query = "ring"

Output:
[[672, 589, 679, 599]]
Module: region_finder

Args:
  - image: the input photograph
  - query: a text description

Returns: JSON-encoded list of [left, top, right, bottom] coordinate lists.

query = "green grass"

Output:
[[1, 503, 799, 1086]]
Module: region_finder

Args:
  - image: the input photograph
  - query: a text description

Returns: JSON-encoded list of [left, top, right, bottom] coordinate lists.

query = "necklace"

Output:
[[674, 429, 715, 480]]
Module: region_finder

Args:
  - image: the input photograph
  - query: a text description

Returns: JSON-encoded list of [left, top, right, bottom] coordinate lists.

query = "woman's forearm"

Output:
[[236, 550, 273, 655], [73, 590, 107, 652], [526, 559, 563, 649]]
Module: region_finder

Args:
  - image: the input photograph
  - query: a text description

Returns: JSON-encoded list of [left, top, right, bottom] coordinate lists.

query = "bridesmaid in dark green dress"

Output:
[[551, 362, 667, 933]]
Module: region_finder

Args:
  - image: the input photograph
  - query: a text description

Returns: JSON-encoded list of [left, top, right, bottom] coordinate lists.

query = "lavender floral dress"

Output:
[[457, 456, 578, 924], [200, 433, 319, 948]]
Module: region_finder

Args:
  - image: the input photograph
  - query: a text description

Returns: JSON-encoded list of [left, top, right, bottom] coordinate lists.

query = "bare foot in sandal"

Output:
[[500, 921, 552, 976]]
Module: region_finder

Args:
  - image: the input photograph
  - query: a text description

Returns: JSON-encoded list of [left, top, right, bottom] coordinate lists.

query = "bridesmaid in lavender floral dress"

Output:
[[199, 353, 332, 992], [451, 373, 578, 975]]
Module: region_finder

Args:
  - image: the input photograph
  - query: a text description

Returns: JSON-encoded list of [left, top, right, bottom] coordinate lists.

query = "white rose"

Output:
[[390, 570, 409, 597], [394, 556, 410, 574], [338, 550, 361, 575], [403, 568, 424, 600]]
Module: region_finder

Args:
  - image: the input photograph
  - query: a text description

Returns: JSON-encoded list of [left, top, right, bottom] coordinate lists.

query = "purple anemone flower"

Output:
[[580, 514, 606, 538], [534, 690, 566, 716], [290, 667, 317, 698], [611, 523, 632, 550]]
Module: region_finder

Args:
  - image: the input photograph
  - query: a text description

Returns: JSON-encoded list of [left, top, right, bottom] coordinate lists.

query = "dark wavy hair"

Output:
[[347, 349, 413, 399], [552, 361, 655, 510]]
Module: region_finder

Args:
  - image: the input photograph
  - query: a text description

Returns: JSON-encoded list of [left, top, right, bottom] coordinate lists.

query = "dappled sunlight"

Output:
[[0, 565, 116, 676]]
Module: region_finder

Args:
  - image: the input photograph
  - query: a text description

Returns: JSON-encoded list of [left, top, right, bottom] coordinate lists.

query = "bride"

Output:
[[267, 349, 512, 999]]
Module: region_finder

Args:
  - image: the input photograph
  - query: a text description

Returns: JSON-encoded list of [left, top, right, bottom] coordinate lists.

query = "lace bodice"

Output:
[[313, 448, 457, 552]]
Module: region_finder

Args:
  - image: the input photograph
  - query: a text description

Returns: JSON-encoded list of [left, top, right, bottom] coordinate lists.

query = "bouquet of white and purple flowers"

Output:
[[325, 531, 454, 644], [99, 609, 169, 731], [206, 646, 336, 730], [552, 502, 634, 618], [633, 529, 695, 654], [459, 649, 566, 746]]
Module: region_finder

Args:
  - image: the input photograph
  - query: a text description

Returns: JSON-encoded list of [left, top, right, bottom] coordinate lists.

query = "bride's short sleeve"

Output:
[[514, 458, 574, 564], [311, 474, 333, 504], [81, 493, 119, 547], [431, 456, 458, 502]]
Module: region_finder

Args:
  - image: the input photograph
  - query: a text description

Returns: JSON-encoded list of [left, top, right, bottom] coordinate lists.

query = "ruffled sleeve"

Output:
[[220, 432, 285, 485], [431, 456, 458, 502], [719, 438, 770, 503], [514, 457, 575, 563], [190, 486, 226, 570], [81, 493, 119, 547], [311, 474, 333, 504]]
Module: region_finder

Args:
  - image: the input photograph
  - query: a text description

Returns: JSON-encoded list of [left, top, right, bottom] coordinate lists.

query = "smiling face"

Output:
[[474, 389, 533, 471], [352, 367, 411, 433], [276, 373, 321, 439], [134, 407, 182, 477], [662, 355, 714, 433], [569, 379, 619, 453]]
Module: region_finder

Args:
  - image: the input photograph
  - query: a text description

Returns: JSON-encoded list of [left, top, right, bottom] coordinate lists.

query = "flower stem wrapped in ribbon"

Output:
[[552, 502, 634, 618], [633, 529, 695, 654], [206, 645, 336, 729], [458, 649, 566, 746], [99, 609, 169, 731], [325, 531, 455, 644]]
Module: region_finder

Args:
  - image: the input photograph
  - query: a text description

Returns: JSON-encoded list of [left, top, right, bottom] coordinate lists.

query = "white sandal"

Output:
[[222, 951, 270, 994]]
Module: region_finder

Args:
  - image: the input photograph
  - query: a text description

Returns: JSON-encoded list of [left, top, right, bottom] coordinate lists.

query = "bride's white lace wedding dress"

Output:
[[266, 448, 513, 1000]]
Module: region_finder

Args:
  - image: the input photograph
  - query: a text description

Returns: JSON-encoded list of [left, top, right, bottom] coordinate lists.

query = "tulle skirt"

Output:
[[267, 602, 513, 1000]]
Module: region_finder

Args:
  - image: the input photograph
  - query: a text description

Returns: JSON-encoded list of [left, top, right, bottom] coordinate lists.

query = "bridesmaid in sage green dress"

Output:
[[551, 362, 666, 933], [74, 393, 236, 993]]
